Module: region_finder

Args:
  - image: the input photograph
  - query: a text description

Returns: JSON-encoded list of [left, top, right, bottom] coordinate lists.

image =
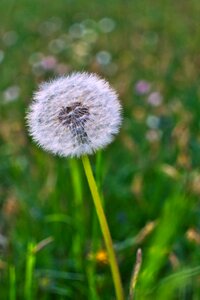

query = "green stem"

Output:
[[24, 243, 36, 300], [9, 266, 16, 300], [87, 152, 103, 300], [82, 155, 125, 300], [70, 158, 84, 270]]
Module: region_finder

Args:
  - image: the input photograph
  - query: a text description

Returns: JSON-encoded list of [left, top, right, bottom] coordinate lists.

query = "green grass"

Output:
[[1, 0, 200, 299]]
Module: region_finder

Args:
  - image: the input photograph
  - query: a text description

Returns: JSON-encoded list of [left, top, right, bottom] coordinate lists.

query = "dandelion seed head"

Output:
[[27, 72, 122, 157]]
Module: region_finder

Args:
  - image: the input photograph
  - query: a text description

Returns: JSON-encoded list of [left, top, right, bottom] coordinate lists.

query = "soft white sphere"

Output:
[[27, 72, 122, 157]]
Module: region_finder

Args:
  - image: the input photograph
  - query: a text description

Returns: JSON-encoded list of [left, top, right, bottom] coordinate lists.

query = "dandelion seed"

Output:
[[27, 72, 122, 157]]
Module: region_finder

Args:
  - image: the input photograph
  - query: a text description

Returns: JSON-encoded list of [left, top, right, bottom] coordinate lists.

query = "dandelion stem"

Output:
[[82, 155, 125, 300]]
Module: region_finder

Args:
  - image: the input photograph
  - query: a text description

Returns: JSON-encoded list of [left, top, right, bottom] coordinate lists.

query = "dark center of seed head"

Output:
[[58, 102, 90, 126], [58, 102, 90, 144]]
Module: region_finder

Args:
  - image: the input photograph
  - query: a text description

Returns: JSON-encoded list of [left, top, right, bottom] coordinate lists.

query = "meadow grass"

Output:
[[1, 0, 200, 299]]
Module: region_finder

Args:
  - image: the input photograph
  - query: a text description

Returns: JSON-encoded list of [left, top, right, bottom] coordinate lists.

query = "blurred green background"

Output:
[[1, 0, 200, 299]]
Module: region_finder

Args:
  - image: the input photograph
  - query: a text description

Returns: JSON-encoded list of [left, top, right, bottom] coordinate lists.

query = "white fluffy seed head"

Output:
[[26, 72, 122, 157]]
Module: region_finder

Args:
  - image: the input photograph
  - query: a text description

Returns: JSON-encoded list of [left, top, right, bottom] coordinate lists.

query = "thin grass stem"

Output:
[[82, 155, 125, 300], [70, 158, 84, 269], [9, 266, 16, 300], [24, 243, 36, 300]]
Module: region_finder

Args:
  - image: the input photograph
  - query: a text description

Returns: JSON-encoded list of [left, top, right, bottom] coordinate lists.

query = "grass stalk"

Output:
[[24, 242, 36, 300], [70, 158, 84, 269], [82, 155, 125, 300], [129, 248, 142, 300], [9, 266, 16, 300]]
